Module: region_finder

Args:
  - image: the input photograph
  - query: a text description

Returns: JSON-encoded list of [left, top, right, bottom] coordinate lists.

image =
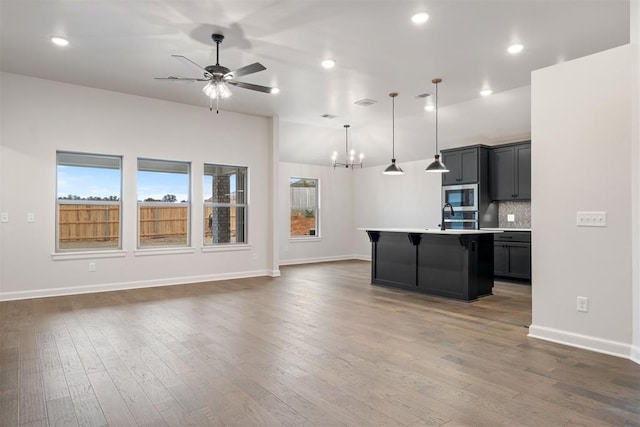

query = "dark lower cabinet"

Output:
[[494, 231, 531, 282]]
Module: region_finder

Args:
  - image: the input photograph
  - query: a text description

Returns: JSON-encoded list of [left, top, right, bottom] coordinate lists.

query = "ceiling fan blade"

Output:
[[171, 55, 212, 77], [225, 62, 266, 79], [228, 81, 274, 94], [154, 76, 210, 82]]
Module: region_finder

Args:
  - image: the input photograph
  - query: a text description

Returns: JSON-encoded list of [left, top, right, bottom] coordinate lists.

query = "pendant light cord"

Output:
[[435, 80, 439, 153], [345, 125, 349, 159], [432, 78, 442, 154], [392, 94, 396, 159]]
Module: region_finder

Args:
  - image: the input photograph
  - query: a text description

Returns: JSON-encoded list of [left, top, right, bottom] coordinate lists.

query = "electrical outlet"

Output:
[[0, 212, 8, 223], [252, 253, 258, 260], [577, 212, 607, 227], [507, 214, 515, 222], [27, 213, 35, 223], [89, 262, 96, 272], [577, 296, 588, 312]]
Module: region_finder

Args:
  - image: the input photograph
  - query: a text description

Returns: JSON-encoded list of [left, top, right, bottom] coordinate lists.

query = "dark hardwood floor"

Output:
[[1, 260, 639, 426]]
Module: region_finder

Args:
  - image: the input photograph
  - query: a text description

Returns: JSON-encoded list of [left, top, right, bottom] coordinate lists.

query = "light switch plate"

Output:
[[27, 213, 35, 223], [507, 214, 515, 222], [576, 211, 606, 227], [0, 212, 8, 223]]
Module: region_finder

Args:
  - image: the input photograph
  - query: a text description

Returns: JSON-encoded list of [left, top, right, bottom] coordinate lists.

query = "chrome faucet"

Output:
[[441, 203, 455, 231]]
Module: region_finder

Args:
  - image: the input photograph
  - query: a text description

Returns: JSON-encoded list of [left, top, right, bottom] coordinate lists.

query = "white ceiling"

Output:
[[0, 0, 630, 166]]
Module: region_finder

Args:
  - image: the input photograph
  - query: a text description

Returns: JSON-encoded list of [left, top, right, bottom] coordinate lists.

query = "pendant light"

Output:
[[332, 125, 364, 169], [383, 92, 404, 175], [426, 78, 449, 173]]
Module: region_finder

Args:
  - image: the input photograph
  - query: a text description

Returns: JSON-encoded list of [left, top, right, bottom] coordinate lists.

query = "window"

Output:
[[137, 159, 190, 248], [56, 152, 122, 251], [204, 164, 247, 245], [290, 177, 319, 238]]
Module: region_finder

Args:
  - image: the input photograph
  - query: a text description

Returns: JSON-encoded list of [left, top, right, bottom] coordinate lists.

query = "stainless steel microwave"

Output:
[[442, 184, 478, 211]]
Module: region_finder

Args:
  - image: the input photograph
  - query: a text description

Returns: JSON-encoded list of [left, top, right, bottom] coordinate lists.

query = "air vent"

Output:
[[321, 114, 337, 119], [415, 93, 431, 98], [354, 98, 377, 106]]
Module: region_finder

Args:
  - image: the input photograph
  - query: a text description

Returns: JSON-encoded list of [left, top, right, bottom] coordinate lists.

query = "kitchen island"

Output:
[[362, 228, 500, 301]]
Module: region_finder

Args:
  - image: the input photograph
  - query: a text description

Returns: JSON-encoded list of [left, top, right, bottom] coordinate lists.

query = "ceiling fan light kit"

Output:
[[155, 33, 276, 113], [383, 92, 404, 176], [203, 81, 231, 99], [426, 78, 449, 173]]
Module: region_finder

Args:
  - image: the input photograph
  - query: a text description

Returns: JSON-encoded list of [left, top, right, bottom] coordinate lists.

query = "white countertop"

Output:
[[358, 228, 502, 235], [481, 227, 531, 232]]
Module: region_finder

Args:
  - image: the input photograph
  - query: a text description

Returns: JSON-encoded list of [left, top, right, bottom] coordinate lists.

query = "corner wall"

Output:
[[530, 45, 634, 358], [631, 0, 640, 363], [0, 72, 277, 300], [279, 162, 357, 264]]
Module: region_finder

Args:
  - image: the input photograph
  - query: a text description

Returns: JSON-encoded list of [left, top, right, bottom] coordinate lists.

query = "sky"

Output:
[[57, 165, 235, 202]]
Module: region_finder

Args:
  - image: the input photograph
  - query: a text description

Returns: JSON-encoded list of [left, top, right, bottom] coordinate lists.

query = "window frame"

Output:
[[203, 163, 249, 247], [136, 158, 191, 250], [55, 151, 123, 253], [289, 176, 320, 240]]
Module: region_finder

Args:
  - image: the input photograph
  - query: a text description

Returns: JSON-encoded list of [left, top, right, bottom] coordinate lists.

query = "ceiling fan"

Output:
[[155, 33, 278, 113]]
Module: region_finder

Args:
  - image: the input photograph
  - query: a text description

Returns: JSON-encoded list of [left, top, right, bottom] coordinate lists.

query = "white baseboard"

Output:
[[631, 344, 640, 365], [279, 254, 369, 266], [0, 269, 273, 302], [528, 324, 635, 362], [353, 254, 372, 261]]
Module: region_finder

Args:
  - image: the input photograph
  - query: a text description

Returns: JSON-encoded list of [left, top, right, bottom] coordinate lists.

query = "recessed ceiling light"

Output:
[[321, 59, 336, 69], [411, 13, 429, 24], [50, 36, 69, 47], [508, 44, 524, 54], [424, 105, 435, 112], [480, 89, 493, 97], [270, 87, 280, 94]]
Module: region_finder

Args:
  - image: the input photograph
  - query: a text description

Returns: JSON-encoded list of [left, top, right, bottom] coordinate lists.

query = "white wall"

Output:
[[352, 159, 443, 258], [0, 72, 278, 300], [631, 0, 640, 363], [279, 162, 356, 264], [530, 45, 634, 358]]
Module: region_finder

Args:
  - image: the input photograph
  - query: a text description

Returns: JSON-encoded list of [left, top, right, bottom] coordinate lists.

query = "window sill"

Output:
[[134, 247, 195, 257], [52, 250, 127, 261], [289, 237, 323, 243], [201, 244, 252, 253]]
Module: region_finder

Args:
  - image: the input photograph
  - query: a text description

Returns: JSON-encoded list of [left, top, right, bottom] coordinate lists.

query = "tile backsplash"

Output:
[[498, 201, 531, 228]]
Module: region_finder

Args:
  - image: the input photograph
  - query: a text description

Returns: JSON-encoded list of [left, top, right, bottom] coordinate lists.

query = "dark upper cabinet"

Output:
[[515, 144, 531, 199], [441, 147, 479, 185], [490, 141, 531, 200]]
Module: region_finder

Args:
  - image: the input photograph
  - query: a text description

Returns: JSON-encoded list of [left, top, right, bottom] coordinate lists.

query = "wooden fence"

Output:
[[58, 204, 188, 242], [58, 204, 121, 242], [138, 204, 188, 239], [290, 187, 317, 212], [58, 204, 237, 243]]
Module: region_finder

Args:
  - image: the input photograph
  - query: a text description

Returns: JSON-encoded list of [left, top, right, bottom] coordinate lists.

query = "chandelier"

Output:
[[332, 124, 364, 169]]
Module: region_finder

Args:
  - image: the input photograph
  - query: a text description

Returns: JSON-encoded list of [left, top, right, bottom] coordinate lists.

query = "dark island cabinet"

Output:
[[441, 147, 479, 185], [494, 231, 531, 282], [366, 230, 496, 301], [490, 142, 531, 200]]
